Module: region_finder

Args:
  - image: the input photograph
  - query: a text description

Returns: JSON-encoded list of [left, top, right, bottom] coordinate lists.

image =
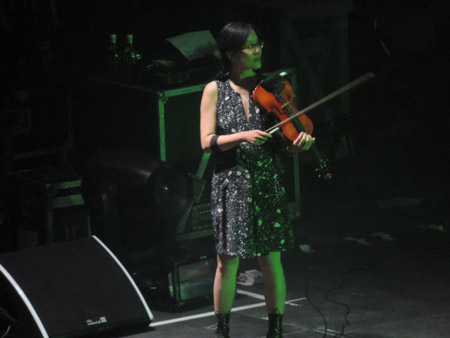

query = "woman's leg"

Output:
[[214, 254, 239, 337], [257, 251, 286, 314], [258, 252, 285, 337], [214, 253, 240, 313]]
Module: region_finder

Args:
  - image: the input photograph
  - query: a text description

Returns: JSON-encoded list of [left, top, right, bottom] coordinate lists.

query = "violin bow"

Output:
[[265, 72, 375, 134]]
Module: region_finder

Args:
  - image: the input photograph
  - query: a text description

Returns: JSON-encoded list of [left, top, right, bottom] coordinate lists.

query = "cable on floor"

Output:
[[301, 245, 328, 338], [324, 278, 350, 338]]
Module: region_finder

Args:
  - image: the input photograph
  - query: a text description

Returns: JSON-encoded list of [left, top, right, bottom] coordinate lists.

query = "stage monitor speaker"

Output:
[[0, 236, 153, 338]]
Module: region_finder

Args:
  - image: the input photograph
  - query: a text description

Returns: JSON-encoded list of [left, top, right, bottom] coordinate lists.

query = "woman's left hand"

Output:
[[287, 132, 315, 152]]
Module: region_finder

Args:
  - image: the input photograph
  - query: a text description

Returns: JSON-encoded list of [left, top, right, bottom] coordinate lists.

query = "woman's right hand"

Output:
[[241, 130, 272, 145]]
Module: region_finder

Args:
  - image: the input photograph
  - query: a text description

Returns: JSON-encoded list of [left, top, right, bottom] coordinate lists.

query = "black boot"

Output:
[[215, 312, 230, 338], [266, 312, 283, 338]]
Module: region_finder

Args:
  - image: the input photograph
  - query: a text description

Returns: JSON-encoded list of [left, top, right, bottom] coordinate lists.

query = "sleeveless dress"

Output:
[[210, 79, 295, 258]]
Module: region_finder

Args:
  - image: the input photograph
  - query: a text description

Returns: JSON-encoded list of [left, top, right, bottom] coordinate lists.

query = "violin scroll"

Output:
[[316, 159, 333, 181]]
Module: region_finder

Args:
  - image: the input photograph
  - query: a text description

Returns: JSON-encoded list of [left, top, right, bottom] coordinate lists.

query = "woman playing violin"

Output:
[[200, 21, 314, 338]]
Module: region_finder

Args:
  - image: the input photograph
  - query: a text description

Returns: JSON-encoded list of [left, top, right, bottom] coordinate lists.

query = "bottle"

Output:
[[123, 34, 137, 66], [106, 33, 120, 75]]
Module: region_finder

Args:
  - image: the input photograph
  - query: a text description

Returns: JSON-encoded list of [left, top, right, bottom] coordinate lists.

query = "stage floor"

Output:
[[117, 177, 450, 338], [5, 162, 448, 338]]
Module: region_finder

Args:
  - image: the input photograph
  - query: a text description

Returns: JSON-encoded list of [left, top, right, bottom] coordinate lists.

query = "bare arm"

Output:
[[200, 81, 271, 153]]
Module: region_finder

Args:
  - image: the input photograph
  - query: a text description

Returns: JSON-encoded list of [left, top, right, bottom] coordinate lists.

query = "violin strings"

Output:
[[265, 96, 303, 134]]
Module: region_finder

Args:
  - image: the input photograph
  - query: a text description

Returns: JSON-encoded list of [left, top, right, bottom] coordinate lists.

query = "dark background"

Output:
[[1, 0, 450, 251]]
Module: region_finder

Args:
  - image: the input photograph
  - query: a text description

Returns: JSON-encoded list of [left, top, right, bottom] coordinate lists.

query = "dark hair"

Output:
[[216, 21, 254, 80]]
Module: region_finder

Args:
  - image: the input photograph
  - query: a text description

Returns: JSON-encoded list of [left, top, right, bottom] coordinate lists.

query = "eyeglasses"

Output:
[[241, 41, 264, 52]]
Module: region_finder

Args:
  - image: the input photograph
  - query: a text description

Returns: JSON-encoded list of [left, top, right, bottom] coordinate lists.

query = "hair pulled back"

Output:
[[216, 21, 254, 80]]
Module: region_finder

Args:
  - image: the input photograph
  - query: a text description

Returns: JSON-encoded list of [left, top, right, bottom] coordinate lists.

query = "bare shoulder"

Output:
[[201, 81, 218, 109], [203, 81, 218, 96]]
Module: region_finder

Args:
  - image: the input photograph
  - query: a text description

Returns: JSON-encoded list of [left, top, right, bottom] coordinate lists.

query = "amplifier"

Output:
[[8, 166, 90, 249], [135, 255, 215, 312]]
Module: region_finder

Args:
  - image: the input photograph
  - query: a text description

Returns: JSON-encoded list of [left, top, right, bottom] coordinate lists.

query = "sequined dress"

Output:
[[211, 79, 295, 258]]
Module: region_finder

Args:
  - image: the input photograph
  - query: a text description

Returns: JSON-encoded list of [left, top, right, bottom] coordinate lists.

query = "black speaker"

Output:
[[0, 236, 153, 337]]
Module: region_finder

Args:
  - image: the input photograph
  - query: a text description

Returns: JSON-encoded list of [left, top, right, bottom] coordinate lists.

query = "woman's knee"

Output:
[[216, 254, 240, 277], [258, 252, 282, 272]]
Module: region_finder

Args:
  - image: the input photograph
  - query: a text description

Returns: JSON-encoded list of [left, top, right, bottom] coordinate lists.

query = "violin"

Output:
[[252, 72, 375, 180], [253, 79, 314, 141], [252, 76, 332, 180]]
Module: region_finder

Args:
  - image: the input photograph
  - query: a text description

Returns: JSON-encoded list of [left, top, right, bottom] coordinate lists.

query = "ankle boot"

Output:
[[215, 312, 230, 338], [266, 312, 283, 338]]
